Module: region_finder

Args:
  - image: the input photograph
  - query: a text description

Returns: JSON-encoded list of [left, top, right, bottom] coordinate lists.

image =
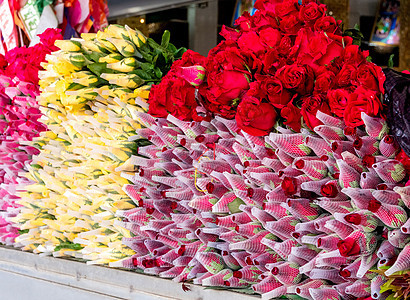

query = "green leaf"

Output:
[[228, 198, 245, 214], [354, 23, 360, 31], [18, 229, 29, 235], [174, 47, 187, 59], [343, 28, 364, 46], [161, 30, 171, 48], [54, 243, 84, 252], [388, 54, 395, 68], [88, 62, 110, 76], [366, 56, 373, 62]]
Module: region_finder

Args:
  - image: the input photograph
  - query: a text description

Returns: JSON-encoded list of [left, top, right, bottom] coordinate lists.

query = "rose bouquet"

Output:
[[0, 29, 62, 245], [148, 0, 385, 137], [13, 25, 186, 264]]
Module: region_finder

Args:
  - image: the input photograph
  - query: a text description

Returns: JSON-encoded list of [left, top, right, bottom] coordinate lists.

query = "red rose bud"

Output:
[[195, 135, 205, 143], [339, 268, 351, 278], [177, 65, 206, 87], [295, 159, 305, 169], [206, 182, 215, 193], [353, 137, 363, 150], [138, 199, 144, 207], [337, 237, 361, 257], [320, 182, 338, 198], [384, 135, 394, 144], [132, 258, 138, 266], [170, 202, 178, 209], [362, 155, 376, 168], [146, 207, 155, 214], [139, 169, 145, 177], [344, 213, 362, 225], [377, 183, 388, 190], [320, 155, 329, 161], [247, 187, 254, 198], [282, 177, 297, 196], [223, 281, 230, 286], [266, 148, 276, 157], [292, 232, 300, 239], [344, 126, 356, 136], [178, 245, 186, 256], [233, 271, 243, 278], [368, 199, 382, 213], [180, 138, 187, 146], [244, 161, 250, 167], [160, 191, 167, 198], [333, 172, 340, 179]]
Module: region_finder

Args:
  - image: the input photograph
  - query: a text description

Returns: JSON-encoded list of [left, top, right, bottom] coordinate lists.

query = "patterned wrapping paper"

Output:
[[113, 111, 410, 299], [0, 29, 62, 245]]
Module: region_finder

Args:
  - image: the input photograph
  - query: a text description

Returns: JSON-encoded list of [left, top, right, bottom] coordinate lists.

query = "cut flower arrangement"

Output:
[[0, 28, 62, 245], [110, 0, 410, 299], [13, 25, 186, 263]]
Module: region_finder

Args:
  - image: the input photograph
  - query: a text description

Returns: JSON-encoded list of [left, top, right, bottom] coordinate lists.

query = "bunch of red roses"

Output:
[[148, 0, 385, 137]]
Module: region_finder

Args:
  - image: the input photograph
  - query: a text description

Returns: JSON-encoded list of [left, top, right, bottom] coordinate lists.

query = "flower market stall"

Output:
[[0, 0, 410, 299]]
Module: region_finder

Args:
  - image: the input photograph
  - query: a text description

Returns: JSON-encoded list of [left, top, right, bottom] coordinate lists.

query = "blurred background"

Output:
[[107, 0, 409, 70]]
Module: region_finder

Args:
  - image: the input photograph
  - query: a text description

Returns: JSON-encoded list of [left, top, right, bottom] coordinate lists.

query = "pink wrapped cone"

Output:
[[385, 244, 410, 276], [337, 159, 361, 188], [314, 125, 345, 142], [268, 133, 312, 157], [379, 135, 400, 158], [361, 112, 389, 140], [270, 261, 302, 285], [344, 279, 371, 297], [372, 159, 407, 184]]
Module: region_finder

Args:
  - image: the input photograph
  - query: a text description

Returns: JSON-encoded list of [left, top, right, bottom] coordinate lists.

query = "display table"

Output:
[[0, 247, 257, 300], [107, 0, 218, 55]]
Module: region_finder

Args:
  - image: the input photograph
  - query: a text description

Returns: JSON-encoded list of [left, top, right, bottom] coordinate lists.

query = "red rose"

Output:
[[292, 29, 345, 71], [299, 2, 326, 25], [279, 13, 303, 35], [314, 16, 342, 34], [206, 69, 249, 105], [238, 31, 266, 54], [367, 199, 382, 213], [362, 154, 376, 168], [172, 49, 206, 69], [320, 182, 338, 198], [343, 45, 369, 66], [0, 54, 7, 69], [336, 64, 356, 87], [220, 25, 241, 42], [254, 0, 282, 13], [353, 62, 385, 94], [252, 10, 279, 30], [263, 48, 286, 74], [282, 176, 298, 196], [327, 88, 351, 117], [314, 71, 336, 94], [148, 75, 198, 121], [275, 0, 299, 19], [259, 28, 282, 48], [337, 237, 361, 257], [252, 75, 292, 109], [344, 213, 362, 225], [276, 64, 315, 95], [206, 41, 248, 74], [343, 87, 382, 127], [281, 100, 302, 132], [278, 36, 293, 56], [234, 12, 253, 31], [301, 94, 331, 130], [235, 96, 277, 136]]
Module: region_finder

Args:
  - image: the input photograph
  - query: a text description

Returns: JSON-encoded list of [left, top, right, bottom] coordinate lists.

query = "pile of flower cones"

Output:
[[114, 111, 410, 299], [13, 24, 184, 264], [0, 29, 62, 245]]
